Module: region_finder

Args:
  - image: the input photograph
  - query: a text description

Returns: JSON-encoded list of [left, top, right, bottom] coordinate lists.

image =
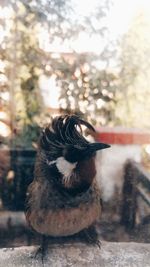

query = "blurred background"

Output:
[[0, 0, 150, 247]]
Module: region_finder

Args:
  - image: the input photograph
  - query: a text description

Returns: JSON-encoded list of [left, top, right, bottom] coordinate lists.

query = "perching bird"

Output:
[[25, 114, 110, 258]]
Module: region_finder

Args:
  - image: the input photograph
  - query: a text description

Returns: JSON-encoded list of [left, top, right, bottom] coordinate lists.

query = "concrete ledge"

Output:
[[0, 242, 150, 267]]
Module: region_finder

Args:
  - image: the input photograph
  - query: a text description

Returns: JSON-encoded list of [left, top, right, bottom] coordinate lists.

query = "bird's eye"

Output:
[[74, 144, 86, 150]]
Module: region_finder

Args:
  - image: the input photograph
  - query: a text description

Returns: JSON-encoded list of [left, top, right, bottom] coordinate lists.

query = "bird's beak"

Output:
[[89, 142, 111, 152], [77, 142, 110, 160]]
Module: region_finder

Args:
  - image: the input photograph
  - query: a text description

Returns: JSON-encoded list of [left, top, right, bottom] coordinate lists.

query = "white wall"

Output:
[[95, 145, 142, 201]]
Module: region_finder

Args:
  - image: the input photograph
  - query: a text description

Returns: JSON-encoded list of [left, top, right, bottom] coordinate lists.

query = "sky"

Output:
[[39, 0, 150, 54], [73, 0, 150, 32], [73, 0, 150, 47]]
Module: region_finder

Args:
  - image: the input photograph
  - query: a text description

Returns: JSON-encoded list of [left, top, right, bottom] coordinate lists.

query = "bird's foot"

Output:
[[80, 226, 101, 248], [34, 236, 48, 266], [34, 246, 46, 265]]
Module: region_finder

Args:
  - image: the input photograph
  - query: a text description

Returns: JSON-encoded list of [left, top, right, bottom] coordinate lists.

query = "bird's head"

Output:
[[39, 115, 110, 192], [39, 114, 110, 163]]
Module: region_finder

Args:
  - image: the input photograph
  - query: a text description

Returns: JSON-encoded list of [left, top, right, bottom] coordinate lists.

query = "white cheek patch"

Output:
[[56, 157, 77, 178], [46, 159, 56, 166]]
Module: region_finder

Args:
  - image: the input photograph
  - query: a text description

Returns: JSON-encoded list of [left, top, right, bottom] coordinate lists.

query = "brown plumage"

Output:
[[25, 115, 110, 255]]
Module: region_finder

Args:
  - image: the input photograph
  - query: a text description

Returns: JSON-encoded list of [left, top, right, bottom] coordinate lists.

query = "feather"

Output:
[[40, 115, 95, 151]]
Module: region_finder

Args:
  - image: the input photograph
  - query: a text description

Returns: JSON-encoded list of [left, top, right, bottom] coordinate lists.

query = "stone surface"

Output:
[[0, 241, 150, 267]]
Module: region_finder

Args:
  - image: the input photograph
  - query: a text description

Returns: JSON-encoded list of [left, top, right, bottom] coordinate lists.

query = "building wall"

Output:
[[95, 144, 142, 202]]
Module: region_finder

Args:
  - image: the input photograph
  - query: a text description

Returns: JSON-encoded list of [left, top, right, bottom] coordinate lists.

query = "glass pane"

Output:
[[0, 0, 149, 248]]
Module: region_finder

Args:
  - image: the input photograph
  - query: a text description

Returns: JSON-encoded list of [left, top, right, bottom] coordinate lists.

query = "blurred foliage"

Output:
[[0, 0, 117, 149], [142, 146, 150, 172], [116, 9, 150, 129], [0, 0, 72, 148], [47, 53, 118, 125], [1, 0, 150, 150]]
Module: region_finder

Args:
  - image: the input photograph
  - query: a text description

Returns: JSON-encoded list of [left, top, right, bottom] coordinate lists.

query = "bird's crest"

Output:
[[40, 115, 95, 151]]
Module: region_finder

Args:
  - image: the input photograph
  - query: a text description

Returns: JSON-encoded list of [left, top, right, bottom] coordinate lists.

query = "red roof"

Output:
[[93, 127, 150, 145]]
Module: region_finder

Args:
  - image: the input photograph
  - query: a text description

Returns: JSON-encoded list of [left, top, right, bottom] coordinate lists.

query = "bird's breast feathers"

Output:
[[27, 191, 101, 237]]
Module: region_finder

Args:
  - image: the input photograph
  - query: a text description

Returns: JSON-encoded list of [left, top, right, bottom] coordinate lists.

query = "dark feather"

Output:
[[40, 115, 95, 152]]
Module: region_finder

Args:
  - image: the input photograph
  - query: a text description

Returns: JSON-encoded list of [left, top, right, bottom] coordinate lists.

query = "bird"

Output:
[[25, 114, 110, 259]]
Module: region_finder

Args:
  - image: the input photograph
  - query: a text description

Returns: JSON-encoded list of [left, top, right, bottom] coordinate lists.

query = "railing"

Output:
[[121, 160, 150, 230]]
